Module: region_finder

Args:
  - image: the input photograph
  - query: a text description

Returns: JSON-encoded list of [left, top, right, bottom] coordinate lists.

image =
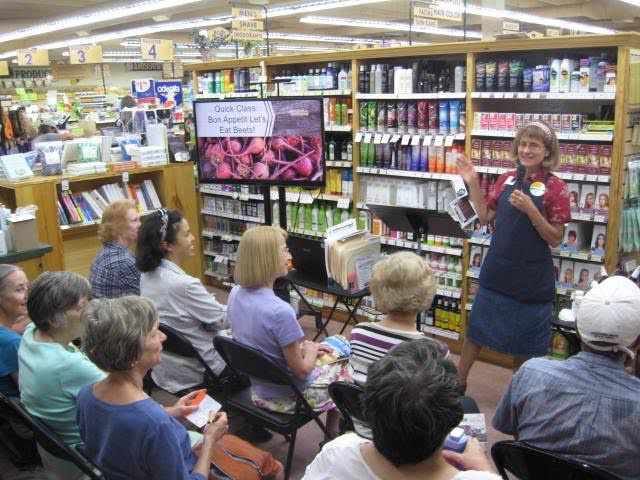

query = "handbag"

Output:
[[196, 433, 282, 480]]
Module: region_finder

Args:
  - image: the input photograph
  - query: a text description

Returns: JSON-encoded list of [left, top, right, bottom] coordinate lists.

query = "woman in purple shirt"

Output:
[[228, 226, 349, 438]]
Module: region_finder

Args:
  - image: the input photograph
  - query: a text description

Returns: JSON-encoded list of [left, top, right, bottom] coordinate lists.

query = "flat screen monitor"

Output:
[[194, 97, 325, 187]]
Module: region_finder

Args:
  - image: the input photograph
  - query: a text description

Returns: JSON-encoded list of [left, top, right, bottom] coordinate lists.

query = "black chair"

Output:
[[491, 440, 624, 480], [213, 335, 329, 480], [156, 323, 241, 397], [328, 381, 371, 437], [0, 393, 104, 479]]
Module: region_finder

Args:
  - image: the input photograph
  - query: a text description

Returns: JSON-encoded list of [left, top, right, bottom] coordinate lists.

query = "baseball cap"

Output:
[[577, 276, 640, 358]]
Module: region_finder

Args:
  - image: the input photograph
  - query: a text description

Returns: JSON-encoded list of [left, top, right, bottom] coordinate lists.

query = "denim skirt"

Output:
[[466, 286, 552, 357]]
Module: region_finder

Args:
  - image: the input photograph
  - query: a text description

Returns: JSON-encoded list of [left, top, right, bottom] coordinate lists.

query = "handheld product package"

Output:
[[447, 175, 479, 229], [325, 218, 381, 292]]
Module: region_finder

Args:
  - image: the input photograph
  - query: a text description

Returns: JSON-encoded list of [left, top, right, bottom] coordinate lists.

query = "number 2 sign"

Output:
[[69, 45, 103, 64], [140, 38, 173, 61], [18, 49, 49, 66]]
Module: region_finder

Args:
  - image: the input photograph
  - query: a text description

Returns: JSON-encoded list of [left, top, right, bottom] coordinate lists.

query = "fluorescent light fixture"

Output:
[[300, 16, 482, 38], [0, 51, 17, 59], [103, 50, 142, 57], [618, 0, 640, 6], [268, 32, 378, 44], [269, 44, 350, 52], [269, 0, 390, 17], [174, 51, 203, 57], [0, 0, 206, 44]]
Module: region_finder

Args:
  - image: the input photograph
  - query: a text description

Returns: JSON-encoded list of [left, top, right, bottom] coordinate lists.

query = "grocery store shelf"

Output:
[[471, 129, 613, 142], [421, 325, 461, 340], [474, 166, 610, 183], [471, 91, 615, 100], [200, 209, 264, 223], [356, 92, 466, 100], [202, 229, 243, 241], [356, 167, 458, 181], [199, 186, 264, 201], [324, 125, 352, 132]]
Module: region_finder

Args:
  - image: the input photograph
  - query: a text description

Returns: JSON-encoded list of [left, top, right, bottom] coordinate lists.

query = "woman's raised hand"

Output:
[[455, 153, 477, 184]]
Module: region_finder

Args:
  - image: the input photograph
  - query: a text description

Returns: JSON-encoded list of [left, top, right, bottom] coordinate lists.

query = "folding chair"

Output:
[[0, 393, 103, 480], [491, 440, 624, 480], [214, 335, 330, 480], [328, 381, 370, 437]]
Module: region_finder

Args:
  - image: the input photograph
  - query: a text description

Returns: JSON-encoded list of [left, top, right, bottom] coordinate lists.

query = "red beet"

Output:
[[216, 162, 232, 179], [293, 157, 313, 177], [253, 162, 269, 179]]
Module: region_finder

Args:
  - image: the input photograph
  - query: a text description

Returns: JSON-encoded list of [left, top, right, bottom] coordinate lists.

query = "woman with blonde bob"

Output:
[[89, 199, 141, 299], [349, 251, 449, 385], [228, 226, 349, 438], [456, 121, 571, 392]]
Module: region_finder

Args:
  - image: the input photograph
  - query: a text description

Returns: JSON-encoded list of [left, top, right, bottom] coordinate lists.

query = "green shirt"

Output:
[[18, 323, 105, 445]]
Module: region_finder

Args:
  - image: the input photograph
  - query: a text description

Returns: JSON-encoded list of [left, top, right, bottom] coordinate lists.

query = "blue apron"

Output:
[[480, 174, 555, 303]]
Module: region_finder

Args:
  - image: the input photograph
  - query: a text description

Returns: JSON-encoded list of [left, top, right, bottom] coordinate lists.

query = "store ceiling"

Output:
[[0, 0, 639, 60]]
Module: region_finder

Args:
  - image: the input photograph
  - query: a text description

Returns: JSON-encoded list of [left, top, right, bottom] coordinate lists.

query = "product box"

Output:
[[567, 182, 580, 212], [591, 225, 607, 254], [131, 78, 158, 105], [552, 257, 561, 286], [155, 80, 183, 107], [580, 184, 596, 212], [9, 213, 38, 251], [595, 185, 609, 215], [560, 259, 575, 289]]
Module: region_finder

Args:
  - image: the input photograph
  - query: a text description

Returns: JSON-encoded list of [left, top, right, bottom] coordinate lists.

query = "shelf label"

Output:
[[373, 133, 382, 144], [401, 134, 411, 146], [337, 198, 350, 209], [61, 178, 69, 191], [363, 132, 373, 143], [423, 134, 433, 146], [390, 134, 401, 143], [300, 193, 314, 204], [69, 45, 103, 64], [411, 135, 421, 146], [354, 132, 363, 142], [140, 38, 174, 61], [122, 171, 129, 183], [444, 135, 455, 147], [434, 135, 444, 146], [381, 133, 391, 143]]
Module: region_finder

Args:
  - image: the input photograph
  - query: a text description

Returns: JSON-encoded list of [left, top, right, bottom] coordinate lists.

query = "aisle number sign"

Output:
[[69, 45, 103, 64], [140, 38, 173, 61], [0, 61, 8, 76], [17, 48, 49, 66]]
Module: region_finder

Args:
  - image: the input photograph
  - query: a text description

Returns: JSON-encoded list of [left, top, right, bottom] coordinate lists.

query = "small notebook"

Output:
[[185, 390, 222, 429]]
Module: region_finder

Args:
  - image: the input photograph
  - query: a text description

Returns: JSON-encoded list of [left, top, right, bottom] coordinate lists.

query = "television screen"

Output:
[[195, 97, 325, 186]]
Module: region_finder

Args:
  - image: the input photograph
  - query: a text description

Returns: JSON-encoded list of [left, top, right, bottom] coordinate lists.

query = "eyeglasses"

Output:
[[518, 141, 544, 151]]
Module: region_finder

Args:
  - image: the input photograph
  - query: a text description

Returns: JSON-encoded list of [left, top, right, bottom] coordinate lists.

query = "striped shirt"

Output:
[[348, 322, 450, 385]]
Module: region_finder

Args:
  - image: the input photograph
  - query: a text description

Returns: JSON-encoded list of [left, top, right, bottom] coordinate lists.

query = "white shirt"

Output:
[[303, 433, 501, 480], [141, 259, 229, 393]]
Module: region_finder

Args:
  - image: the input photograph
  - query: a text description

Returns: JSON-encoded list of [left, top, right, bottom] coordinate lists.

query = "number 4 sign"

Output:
[[140, 38, 174, 61]]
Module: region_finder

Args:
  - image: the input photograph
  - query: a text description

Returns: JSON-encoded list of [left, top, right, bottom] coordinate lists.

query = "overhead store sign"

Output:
[[502, 21, 520, 34], [50, 61, 92, 80], [414, 0, 463, 22], [546, 28, 561, 37], [413, 16, 438, 29], [69, 45, 103, 64], [140, 38, 174, 61], [0, 61, 8, 76], [231, 7, 264, 42], [17, 48, 49, 66]]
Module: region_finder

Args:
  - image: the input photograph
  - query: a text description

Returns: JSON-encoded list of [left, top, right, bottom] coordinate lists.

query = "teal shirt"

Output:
[[18, 323, 105, 445]]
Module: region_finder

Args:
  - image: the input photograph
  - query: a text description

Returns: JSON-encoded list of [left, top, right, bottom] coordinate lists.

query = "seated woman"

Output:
[[137, 209, 229, 394], [77, 296, 230, 479], [18, 271, 105, 478], [89, 198, 141, 298], [0, 265, 28, 398], [228, 226, 349, 437], [349, 251, 449, 385], [304, 339, 501, 480]]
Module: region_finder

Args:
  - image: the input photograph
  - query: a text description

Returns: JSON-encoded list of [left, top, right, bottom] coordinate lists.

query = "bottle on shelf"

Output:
[[326, 63, 335, 90], [338, 64, 349, 90]]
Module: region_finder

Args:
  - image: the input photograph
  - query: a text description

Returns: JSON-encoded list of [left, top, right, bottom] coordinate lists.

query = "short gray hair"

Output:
[[27, 271, 90, 332], [0, 264, 22, 297], [81, 296, 158, 372]]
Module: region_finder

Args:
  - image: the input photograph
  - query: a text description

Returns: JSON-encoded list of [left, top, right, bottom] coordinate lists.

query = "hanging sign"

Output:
[[413, 17, 438, 29], [231, 7, 262, 19], [414, 1, 463, 22], [140, 38, 174, 61], [18, 48, 49, 66], [0, 61, 8, 76], [231, 7, 264, 42], [69, 45, 103, 64], [546, 28, 561, 37], [502, 21, 520, 34]]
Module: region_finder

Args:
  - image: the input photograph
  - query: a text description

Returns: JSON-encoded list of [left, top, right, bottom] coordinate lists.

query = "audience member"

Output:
[[349, 251, 448, 385], [137, 209, 229, 393], [89, 199, 141, 298], [493, 276, 640, 478], [0, 265, 28, 398], [32, 122, 73, 144], [18, 271, 104, 478], [228, 226, 350, 438], [304, 339, 500, 479]]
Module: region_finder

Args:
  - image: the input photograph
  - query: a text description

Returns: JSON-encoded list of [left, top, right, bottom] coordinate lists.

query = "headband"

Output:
[[527, 121, 553, 141], [158, 208, 169, 241]]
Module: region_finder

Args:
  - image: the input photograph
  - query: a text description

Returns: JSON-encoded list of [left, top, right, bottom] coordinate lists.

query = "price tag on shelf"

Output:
[[381, 133, 391, 143], [390, 134, 401, 143], [300, 193, 313, 204], [423, 134, 432, 146], [354, 132, 363, 142], [61, 178, 69, 191], [593, 214, 607, 223], [270, 190, 279, 200], [285, 192, 297, 202], [585, 174, 598, 182], [337, 198, 350, 209], [379, 168, 388, 175], [434, 135, 444, 147], [401, 135, 411, 146], [517, 92, 528, 99], [444, 135, 454, 147], [122, 171, 129, 183], [411, 135, 421, 146], [504, 92, 515, 98], [363, 133, 373, 143], [373, 133, 382, 144]]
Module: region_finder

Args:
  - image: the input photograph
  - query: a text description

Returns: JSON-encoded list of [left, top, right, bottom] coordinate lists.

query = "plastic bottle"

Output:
[[303, 204, 312, 230], [358, 65, 366, 92], [318, 202, 327, 232], [325, 202, 334, 227], [570, 70, 581, 92], [347, 64, 352, 90], [338, 64, 349, 90], [369, 64, 376, 93], [375, 64, 383, 94], [341, 208, 350, 223], [549, 58, 561, 93], [454, 65, 465, 92], [291, 204, 300, 229], [285, 203, 292, 227], [326, 63, 334, 90], [319, 68, 327, 90], [381, 64, 389, 93], [272, 201, 280, 226], [311, 202, 319, 231], [333, 207, 342, 226], [559, 57, 571, 93]]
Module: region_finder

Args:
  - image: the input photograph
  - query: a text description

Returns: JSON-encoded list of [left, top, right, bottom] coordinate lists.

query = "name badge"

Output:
[[530, 181, 546, 196], [504, 176, 516, 185]]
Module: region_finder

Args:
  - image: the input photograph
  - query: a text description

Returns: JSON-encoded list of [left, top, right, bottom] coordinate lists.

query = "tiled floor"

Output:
[[0, 286, 514, 480]]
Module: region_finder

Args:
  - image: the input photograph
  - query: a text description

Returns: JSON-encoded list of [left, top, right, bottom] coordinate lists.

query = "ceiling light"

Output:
[[152, 15, 170, 22], [618, 0, 640, 6], [269, 44, 350, 52], [268, 32, 378, 44], [269, 0, 390, 17], [11, 59, 17, 64], [0, 0, 206, 44], [103, 50, 142, 57], [300, 16, 482, 38], [174, 51, 203, 57], [0, 51, 17, 60]]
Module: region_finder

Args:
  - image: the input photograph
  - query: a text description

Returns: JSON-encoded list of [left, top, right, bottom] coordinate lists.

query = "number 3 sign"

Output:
[[140, 38, 173, 61], [69, 45, 103, 64]]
